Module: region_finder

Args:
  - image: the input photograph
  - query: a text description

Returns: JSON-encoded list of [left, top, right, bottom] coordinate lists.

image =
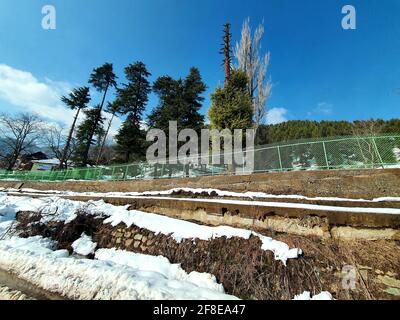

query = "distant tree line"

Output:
[[256, 119, 400, 145]]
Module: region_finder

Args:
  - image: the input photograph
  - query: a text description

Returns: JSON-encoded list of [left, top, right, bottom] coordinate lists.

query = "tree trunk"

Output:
[[60, 108, 81, 169], [125, 151, 130, 164], [95, 112, 115, 165], [82, 83, 110, 166], [223, 23, 232, 86], [6, 152, 18, 171]]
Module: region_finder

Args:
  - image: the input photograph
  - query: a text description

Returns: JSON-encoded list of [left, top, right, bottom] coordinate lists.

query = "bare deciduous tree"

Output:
[[351, 120, 384, 168], [43, 125, 76, 168], [0, 113, 43, 170], [235, 18, 272, 131]]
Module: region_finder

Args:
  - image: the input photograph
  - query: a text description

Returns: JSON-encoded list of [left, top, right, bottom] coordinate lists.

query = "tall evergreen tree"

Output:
[[89, 63, 117, 109], [115, 113, 146, 163], [183, 68, 207, 131], [74, 106, 105, 165], [59, 87, 91, 168], [148, 67, 206, 132], [115, 62, 151, 162], [208, 69, 253, 131], [83, 63, 117, 166]]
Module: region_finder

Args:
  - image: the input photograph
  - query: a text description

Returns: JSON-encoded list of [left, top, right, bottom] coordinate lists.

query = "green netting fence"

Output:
[[0, 134, 399, 182]]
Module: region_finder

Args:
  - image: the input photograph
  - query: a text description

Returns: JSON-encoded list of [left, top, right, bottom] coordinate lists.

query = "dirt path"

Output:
[[0, 285, 34, 300], [0, 268, 64, 300]]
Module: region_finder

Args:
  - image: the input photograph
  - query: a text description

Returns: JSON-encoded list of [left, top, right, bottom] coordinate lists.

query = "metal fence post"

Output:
[[277, 146, 283, 171], [372, 137, 385, 168], [356, 137, 368, 168], [111, 166, 116, 181], [124, 165, 129, 180], [322, 142, 330, 169]]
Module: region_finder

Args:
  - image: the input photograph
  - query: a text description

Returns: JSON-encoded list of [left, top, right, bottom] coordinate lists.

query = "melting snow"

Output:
[[394, 148, 400, 162], [0, 193, 301, 264], [71, 233, 97, 256], [0, 236, 237, 300], [293, 291, 334, 300], [3, 186, 400, 203]]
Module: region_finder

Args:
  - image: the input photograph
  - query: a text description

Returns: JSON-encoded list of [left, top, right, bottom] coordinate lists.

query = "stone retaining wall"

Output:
[[15, 211, 400, 300]]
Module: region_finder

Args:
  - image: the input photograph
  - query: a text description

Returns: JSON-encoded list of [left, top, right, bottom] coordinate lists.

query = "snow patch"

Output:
[[71, 233, 97, 256], [0, 236, 237, 300], [5, 186, 400, 203], [103, 206, 301, 264], [394, 148, 400, 162], [95, 248, 224, 293], [0, 194, 301, 264], [293, 291, 334, 300]]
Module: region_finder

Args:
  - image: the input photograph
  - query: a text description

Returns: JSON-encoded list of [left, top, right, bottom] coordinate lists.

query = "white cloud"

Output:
[[0, 64, 122, 141], [309, 102, 333, 116], [0, 64, 77, 125], [266, 108, 288, 125], [107, 115, 123, 141]]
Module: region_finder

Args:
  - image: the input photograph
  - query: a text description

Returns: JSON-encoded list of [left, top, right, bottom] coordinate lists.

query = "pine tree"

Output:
[[118, 62, 151, 117], [208, 69, 253, 131], [74, 106, 105, 165], [59, 87, 91, 169], [115, 62, 151, 162], [148, 68, 206, 132], [183, 67, 207, 131], [89, 63, 117, 109], [86, 63, 117, 166], [115, 113, 146, 163]]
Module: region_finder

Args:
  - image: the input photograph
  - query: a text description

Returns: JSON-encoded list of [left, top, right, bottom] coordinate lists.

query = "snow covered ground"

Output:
[[393, 148, 400, 162], [2, 186, 400, 203], [0, 191, 338, 300], [4, 188, 400, 216], [0, 236, 237, 300], [0, 193, 301, 263]]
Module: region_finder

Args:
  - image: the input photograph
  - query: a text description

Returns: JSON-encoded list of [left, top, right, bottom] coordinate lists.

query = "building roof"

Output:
[[31, 158, 64, 165]]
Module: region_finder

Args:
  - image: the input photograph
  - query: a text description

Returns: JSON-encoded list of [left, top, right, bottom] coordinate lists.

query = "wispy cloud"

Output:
[[308, 102, 333, 116], [266, 107, 288, 125]]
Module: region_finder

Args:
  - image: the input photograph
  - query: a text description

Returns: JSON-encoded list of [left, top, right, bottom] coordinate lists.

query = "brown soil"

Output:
[[1, 168, 400, 199]]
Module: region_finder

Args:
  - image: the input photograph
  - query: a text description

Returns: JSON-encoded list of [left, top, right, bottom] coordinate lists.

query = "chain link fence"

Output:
[[0, 134, 399, 182]]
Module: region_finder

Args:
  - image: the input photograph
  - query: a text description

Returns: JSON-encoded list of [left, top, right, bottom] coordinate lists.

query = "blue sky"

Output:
[[0, 0, 399, 130]]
